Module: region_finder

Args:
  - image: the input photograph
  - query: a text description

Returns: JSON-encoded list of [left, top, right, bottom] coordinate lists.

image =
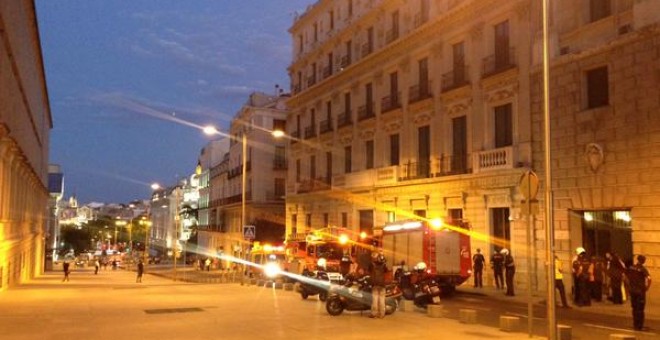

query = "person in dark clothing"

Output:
[[136, 260, 144, 283], [626, 255, 652, 331], [501, 248, 515, 296], [368, 251, 388, 318], [472, 248, 485, 288], [339, 255, 352, 277], [62, 261, 70, 282], [590, 256, 604, 302], [491, 249, 505, 289], [572, 247, 592, 307], [606, 252, 626, 304]]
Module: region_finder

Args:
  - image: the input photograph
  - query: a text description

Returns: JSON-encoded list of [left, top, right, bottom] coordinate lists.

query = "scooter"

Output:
[[325, 276, 402, 316], [395, 268, 442, 308], [299, 270, 343, 302]]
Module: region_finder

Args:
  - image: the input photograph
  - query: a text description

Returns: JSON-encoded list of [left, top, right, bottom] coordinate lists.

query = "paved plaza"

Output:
[[0, 267, 545, 340]]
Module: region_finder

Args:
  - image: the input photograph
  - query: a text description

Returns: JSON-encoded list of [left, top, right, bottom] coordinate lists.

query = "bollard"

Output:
[[250, 279, 257, 285], [427, 304, 445, 318], [609, 334, 636, 340], [557, 324, 572, 340], [399, 300, 416, 312], [459, 309, 477, 324], [499, 316, 520, 332], [283, 283, 294, 291], [265, 281, 274, 288], [274, 282, 283, 289]]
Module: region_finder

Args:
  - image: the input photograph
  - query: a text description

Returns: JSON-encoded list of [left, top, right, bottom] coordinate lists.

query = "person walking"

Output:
[[368, 251, 388, 318], [94, 259, 100, 275], [491, 249, 505, 290], [606, 252, 626, 304], [472, 248, 485, 288], [554, 255, 570, 308], [136, 260, 144, 283], [626, 255, 652, 331], [501, 248, 515, 296], [62, 261, 70, 282], [572, 247, 592, 307]]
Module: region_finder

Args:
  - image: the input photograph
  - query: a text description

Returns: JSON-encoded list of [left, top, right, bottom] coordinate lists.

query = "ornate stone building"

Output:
[[0, 0, 52, 290], [286, 0, 660, 298]]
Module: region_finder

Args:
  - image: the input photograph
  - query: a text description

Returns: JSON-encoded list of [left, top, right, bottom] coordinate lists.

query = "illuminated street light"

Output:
[[203, 125, 219, 135], [151, 183, 161, 191]]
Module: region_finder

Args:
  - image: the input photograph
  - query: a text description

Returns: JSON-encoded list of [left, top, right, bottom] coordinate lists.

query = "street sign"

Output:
[[520, 200, 540, 216], [243, 225, 255, 240], [518, 170, 539, 201]]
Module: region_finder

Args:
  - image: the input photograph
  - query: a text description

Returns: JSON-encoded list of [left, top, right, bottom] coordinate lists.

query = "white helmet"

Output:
[[575, 247, 586, 255], [500, 248, 509, 255], [414, 262, 427, 273]]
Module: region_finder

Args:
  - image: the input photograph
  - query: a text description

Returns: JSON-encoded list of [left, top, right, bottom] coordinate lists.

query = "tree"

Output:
[[59, 225, 91, 256]]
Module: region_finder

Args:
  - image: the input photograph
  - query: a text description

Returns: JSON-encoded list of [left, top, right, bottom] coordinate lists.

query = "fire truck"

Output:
[[247, 242, 286, 278], [377, 219, 472, 292], [285, 227, 359, 273]]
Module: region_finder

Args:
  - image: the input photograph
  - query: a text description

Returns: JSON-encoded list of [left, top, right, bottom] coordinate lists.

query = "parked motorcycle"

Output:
[[395, 262, 442, 308], [299, 269, 343, 302], [325, 276, 402, 316]]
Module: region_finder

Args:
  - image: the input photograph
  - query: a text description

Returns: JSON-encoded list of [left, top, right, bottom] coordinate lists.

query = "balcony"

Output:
[[323, 66, 332, 79], [290, 130, 300, 144], [408, 81, 432, 104], [357, 103, 375, 121], [304, 126, 317, 139], [340, 55, 351, 68], [414, 12, 429, 28], [337, 111, 353, 128], [296, 178, 330, 194], [472, 146, 515, 173], [441, 66, 470, 92], [386, 28, 399, 44], [361, 43, 372, 57], [398, 155, 472, 181], [319, 119, 333, 134], [482, 47, 516, 78], [398, 160, 432, 181], [381, 92, 401, 113], [307, 75, 317, 87], [227, 161, 251, 180], [273, 158, 287, 170]]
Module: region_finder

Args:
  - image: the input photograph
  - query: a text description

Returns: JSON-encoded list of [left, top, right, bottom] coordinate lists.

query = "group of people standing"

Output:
[[472, 247, 516, 297]]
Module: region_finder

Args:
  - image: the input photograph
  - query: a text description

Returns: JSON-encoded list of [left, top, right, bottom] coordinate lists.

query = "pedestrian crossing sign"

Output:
[[243, 225, 255, 240]]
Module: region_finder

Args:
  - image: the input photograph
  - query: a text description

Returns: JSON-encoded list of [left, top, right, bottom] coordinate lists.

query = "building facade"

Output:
[[0, 0, 52, 290], [286, 0, 659, 299], [200, 92, 289, 266]]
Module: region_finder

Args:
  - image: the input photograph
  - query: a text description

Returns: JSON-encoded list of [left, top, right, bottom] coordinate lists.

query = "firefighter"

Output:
[[472, 248, 485, 288], [625, 255, 652, 331], [491, 248, 505, 289], [573, 247, 592, 307], [501, 248, 515, 296]]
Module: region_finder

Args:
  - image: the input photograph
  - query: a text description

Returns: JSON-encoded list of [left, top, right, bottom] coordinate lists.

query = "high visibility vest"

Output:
[[555, 259, 563, 280]]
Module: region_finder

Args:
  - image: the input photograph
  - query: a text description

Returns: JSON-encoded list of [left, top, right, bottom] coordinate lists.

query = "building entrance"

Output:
[[579, 210, 633, 264]]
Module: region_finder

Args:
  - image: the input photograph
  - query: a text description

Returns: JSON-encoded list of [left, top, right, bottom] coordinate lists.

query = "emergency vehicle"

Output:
[[285, 227, 359, 273], [248, 242, 286, 278], [377, 219, 472, 292]]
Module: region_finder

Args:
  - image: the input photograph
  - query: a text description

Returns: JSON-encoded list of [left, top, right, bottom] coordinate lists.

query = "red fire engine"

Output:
[[377, 219, 472, 292], [285, 227, 359, 273]]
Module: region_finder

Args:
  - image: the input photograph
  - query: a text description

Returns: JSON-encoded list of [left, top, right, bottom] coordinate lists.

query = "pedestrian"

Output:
[[62, 261, 70, 282], [205, 258, 211, 272], [112, 259, 117, 270], [491, 248, 505, 289], [572, 247, 592, 307], [472, 248, 485, 288], [605, 252, 626, 304], [501, 248, 515, 296], [625, 255, 652, 331], [94, 259, 100, 275], [590, 256, 604, 302], [136, 259, 144, 283], [554, 255, 570, 308], [368, 251, 388, 318]]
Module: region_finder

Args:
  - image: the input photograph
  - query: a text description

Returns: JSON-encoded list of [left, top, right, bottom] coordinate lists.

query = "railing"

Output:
[[304, 126, 316, 139], [361, 43, 372, 57], [319, 119, 333, 134], [227, 161, 251, 180], [409, 80, 432, 103], [398, 160, 432, 181], [307, 75, 317, 87], [414, 12, 429, 28], [473, 146, 514, 173], [273, 158, 287, 170], [381, 92, 401, 113], [323, 66, 332, 79], [386, 28, 399, 44], [398, 155, 471, 181], [221, 191, 252, 205], [441, 66, 469, 92], [357, 103, 375, 121], [337, 111, 352, 128], [482, 47, 516, 78], [340, 55, 350, 68]]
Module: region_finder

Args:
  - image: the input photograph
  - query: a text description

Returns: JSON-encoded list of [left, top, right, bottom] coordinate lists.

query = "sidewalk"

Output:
[[457, 283, 660, 321]]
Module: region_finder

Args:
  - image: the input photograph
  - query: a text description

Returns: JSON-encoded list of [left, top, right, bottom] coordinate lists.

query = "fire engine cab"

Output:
[[285, 227, 357, 273], [376, 219, 472, 292], [248, 242, 286, 278]]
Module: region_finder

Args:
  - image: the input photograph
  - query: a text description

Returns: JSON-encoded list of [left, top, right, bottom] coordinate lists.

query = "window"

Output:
[[590, 0, 611, 23], [326, 151, 332, 184], [387, 211, 396, 222], [344, 92, 351, 114], [494, 20, 510, 68], [580, 210, 632, 260], [366, 140, 374, 169], [345, 40, 352, 65], [586, 66, 609, 109], [494, 104, 513, 148], [390, 134, 400, 166], [327, 52, 333, 76], [313, 23, 318, 42], [298, 35, 303, 54], [452, 116, 467, 173], [296, 159, 301, 182], [392, 11, 399, 38], [329, 10, 334, 30], [310, 155, 316, 180], [341, 212, 348, 228], [359, 210, 374, 234], [296, 114, 301, 134], [291, 214, 297, 235], [367, 27, 374, 53], [344, 145, 352, 173], [323, 213, 329, 227], [453, 42, 465, 84], [274, 146, 286, 169], [348, 0, 353, 17], [365, 83, 373, 114], [274, 178, 285, 197], [390, 71, 398, 99], [306, 214, 312, 228], [418, 58, 429, 95], [273, 119, 286, 133], [491, 208, 510, 253], [418, 125, 430, 177]]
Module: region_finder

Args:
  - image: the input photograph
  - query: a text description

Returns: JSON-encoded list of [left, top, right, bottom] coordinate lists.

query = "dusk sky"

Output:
[[36, 1, 313, 204]]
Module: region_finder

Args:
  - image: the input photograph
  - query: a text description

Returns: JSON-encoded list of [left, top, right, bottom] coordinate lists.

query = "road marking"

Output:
[[506, 312, 545, 320], [583, 323, 657, 336]]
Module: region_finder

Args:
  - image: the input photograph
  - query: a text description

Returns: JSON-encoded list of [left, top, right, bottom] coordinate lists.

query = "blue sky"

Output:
[[36, 1, 313, 204]]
